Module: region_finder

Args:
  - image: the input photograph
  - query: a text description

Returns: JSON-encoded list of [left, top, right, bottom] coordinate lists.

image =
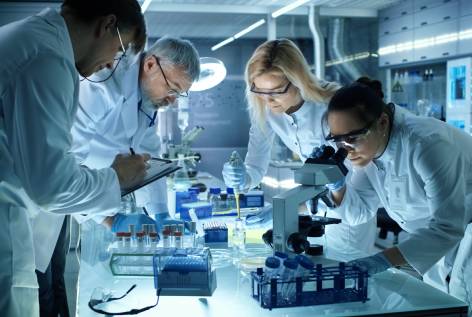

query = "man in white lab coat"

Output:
[[71, 36, 200, 228], [32, 37, 199, 316], [0, 0, 149, 316]]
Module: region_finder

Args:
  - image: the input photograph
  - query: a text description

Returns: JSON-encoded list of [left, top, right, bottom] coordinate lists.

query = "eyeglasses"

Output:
[[153, 55, 189, 98], [250, 81, 291, 97], [326, 120, 376, 150]]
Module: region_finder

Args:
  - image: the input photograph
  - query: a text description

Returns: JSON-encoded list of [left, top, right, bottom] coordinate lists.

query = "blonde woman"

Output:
[[222, 39, 377, 259]]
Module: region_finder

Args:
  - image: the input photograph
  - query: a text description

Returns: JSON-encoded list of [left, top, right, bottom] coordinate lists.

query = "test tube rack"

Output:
[[251, 262, 368, 310]]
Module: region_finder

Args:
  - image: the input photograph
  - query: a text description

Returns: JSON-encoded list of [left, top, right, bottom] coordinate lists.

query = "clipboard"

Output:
[[121, 158, 181, 197]]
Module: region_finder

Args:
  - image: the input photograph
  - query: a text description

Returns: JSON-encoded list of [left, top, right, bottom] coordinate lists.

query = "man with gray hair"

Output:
[[70, 36, 200, 232]]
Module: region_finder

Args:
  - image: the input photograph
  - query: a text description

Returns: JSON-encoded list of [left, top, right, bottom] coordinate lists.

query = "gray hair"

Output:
[[145, 36, 200, 82]]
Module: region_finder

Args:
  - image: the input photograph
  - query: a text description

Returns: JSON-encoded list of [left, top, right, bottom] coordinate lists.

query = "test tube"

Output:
[[174, 231, 183, 248], [149, 232, 159, 249], [136, 232, 145, 250], [128, 224, 136, 248], [162, 228, 171, 248]]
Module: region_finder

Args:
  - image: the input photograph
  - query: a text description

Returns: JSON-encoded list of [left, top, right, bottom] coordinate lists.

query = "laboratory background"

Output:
[[1, 0, 472, 316]]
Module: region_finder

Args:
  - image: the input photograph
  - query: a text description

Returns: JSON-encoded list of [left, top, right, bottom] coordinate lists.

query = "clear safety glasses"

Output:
[[250, 81, 292, 97], [325, 120, 376, 151]]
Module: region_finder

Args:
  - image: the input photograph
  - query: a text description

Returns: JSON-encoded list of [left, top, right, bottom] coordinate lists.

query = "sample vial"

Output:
[[162, 229, 171, 248], [174, 231, 183, 248], [149, 232, 159, 249]]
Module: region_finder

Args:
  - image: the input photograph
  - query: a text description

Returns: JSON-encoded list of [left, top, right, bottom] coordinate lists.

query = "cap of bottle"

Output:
[[209, 187, 221, 194], [265, 256, 281, 269]]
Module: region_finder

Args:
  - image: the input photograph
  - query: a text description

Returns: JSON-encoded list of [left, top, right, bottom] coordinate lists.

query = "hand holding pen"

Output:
[[110, 148, 151, 189]]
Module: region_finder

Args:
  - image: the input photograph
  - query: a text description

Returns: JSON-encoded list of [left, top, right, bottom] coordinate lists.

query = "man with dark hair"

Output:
[[0, 1, 149, 316]]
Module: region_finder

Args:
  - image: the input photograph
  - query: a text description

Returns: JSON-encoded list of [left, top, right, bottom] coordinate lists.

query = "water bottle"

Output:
[[263, 256, 281, 306], [226, 187, 236, 210], [173, 154, 191, 191], [280, 259, 298, 304], [208, 187, 222, 212]]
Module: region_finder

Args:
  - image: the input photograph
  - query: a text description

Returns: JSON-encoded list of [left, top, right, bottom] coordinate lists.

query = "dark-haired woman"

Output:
[[325, 82, 472, 311]]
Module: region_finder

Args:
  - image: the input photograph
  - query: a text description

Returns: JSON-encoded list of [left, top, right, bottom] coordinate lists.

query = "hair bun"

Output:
[[355, 76, 384, 100]]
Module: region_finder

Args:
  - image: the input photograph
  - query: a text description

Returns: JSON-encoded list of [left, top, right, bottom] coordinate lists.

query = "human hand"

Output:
[[348, 252, 392, 275], [111, 213, 155, 233], [111, 153, 151, 189]]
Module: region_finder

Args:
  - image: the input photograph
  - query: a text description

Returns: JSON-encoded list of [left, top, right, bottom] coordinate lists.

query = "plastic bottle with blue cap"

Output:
[[279, 258, 299, 304], [263, 256, 281, 305]]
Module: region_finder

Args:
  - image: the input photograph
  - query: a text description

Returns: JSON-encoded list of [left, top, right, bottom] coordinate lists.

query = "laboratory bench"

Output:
[[76, 219, 468, 317]]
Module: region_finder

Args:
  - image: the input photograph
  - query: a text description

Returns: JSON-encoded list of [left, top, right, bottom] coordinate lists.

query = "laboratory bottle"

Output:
[[173, 154, 191, 191], [280, 258, 298, 304], [208, 187, 222, 212], [226, 187, 236, 210], [174, 231, 183, 248], [162, 228, 171, 248], [284, 255, 315, 303], [263, 256, 281, 306]]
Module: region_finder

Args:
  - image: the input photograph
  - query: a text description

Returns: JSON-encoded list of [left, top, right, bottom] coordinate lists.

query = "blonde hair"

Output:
[[245, 38, 338, 129]]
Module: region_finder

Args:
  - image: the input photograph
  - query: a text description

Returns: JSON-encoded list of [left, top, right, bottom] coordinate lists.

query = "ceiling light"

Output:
[[234, 19, 266, 39], [211, 37, 235, 51], [190, 57, 227, 92], [272, 0, 311, 18]]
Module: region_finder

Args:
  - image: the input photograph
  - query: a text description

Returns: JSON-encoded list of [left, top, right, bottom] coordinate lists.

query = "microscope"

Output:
[[163, 126, 204, 177], [266, 145, 348, 255]]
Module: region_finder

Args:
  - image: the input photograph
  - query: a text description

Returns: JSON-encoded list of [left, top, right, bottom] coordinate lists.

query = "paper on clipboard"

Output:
[[121, 158, 180, 197]]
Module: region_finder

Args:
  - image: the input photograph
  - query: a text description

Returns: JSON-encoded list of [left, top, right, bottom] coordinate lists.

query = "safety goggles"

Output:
[[250, 81, 291, 97], [325, 120, 376, 150], [88, 284, 161, 315]]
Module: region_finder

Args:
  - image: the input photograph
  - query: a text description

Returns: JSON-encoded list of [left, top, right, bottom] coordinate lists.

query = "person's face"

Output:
[[139, 55, 192, 109], [327, 109, 389, 167], [76, 16, 134, 77], [251, 71, 302, 114]]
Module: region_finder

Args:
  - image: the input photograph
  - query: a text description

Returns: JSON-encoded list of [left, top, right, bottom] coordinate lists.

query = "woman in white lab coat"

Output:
[[325, 81, 472, 312], [222, 39, 377, 259]]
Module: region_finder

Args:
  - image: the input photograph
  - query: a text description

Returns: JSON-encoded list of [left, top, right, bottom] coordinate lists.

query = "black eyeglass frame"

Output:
[[325, 119, 377, 144], [153, 55, 189, 98], [250, 81, 292, 97]]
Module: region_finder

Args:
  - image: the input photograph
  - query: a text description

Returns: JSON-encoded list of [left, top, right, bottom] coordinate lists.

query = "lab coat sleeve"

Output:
[[135, 125, 169, 214], [5, 54, 121, 215], [244, 122, 275, 189], [397, 137, 470, 275], [328, 166, 381, 225], [70, 82, 111, 164]]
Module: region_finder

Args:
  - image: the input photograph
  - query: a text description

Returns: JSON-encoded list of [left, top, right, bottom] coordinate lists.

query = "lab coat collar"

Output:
[[38, 9, 74, 67], [376, 104, 406, 163], [290, 100, 313, 120]]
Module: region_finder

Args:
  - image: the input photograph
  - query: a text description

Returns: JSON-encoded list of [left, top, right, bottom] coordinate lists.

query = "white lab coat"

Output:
[[71, 53, 168, 216], [244, 101, 377, 259], [332, 105, 472, 308], [0, 9, 121, 316]]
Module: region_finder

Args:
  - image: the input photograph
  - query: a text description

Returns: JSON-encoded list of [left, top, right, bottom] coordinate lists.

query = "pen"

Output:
[[142, 207, 150, 217], [130, 147, 135, 155]]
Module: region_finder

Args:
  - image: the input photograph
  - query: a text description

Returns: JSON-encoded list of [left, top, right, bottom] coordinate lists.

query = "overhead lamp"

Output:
[[271, 0, 311, 18], [212, 19, 266, 51], [189, 57, 227, 92], [211, 37, 235, 51], [234, 19, 266, 39], [141, 0, 153, 13]]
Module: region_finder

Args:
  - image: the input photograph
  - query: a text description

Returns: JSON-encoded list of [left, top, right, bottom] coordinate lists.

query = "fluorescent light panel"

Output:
[[234, 19, 266, 39], [141, 0, 152, 13], [211, 37, 235, 51], [272, 0, 311, 18]]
